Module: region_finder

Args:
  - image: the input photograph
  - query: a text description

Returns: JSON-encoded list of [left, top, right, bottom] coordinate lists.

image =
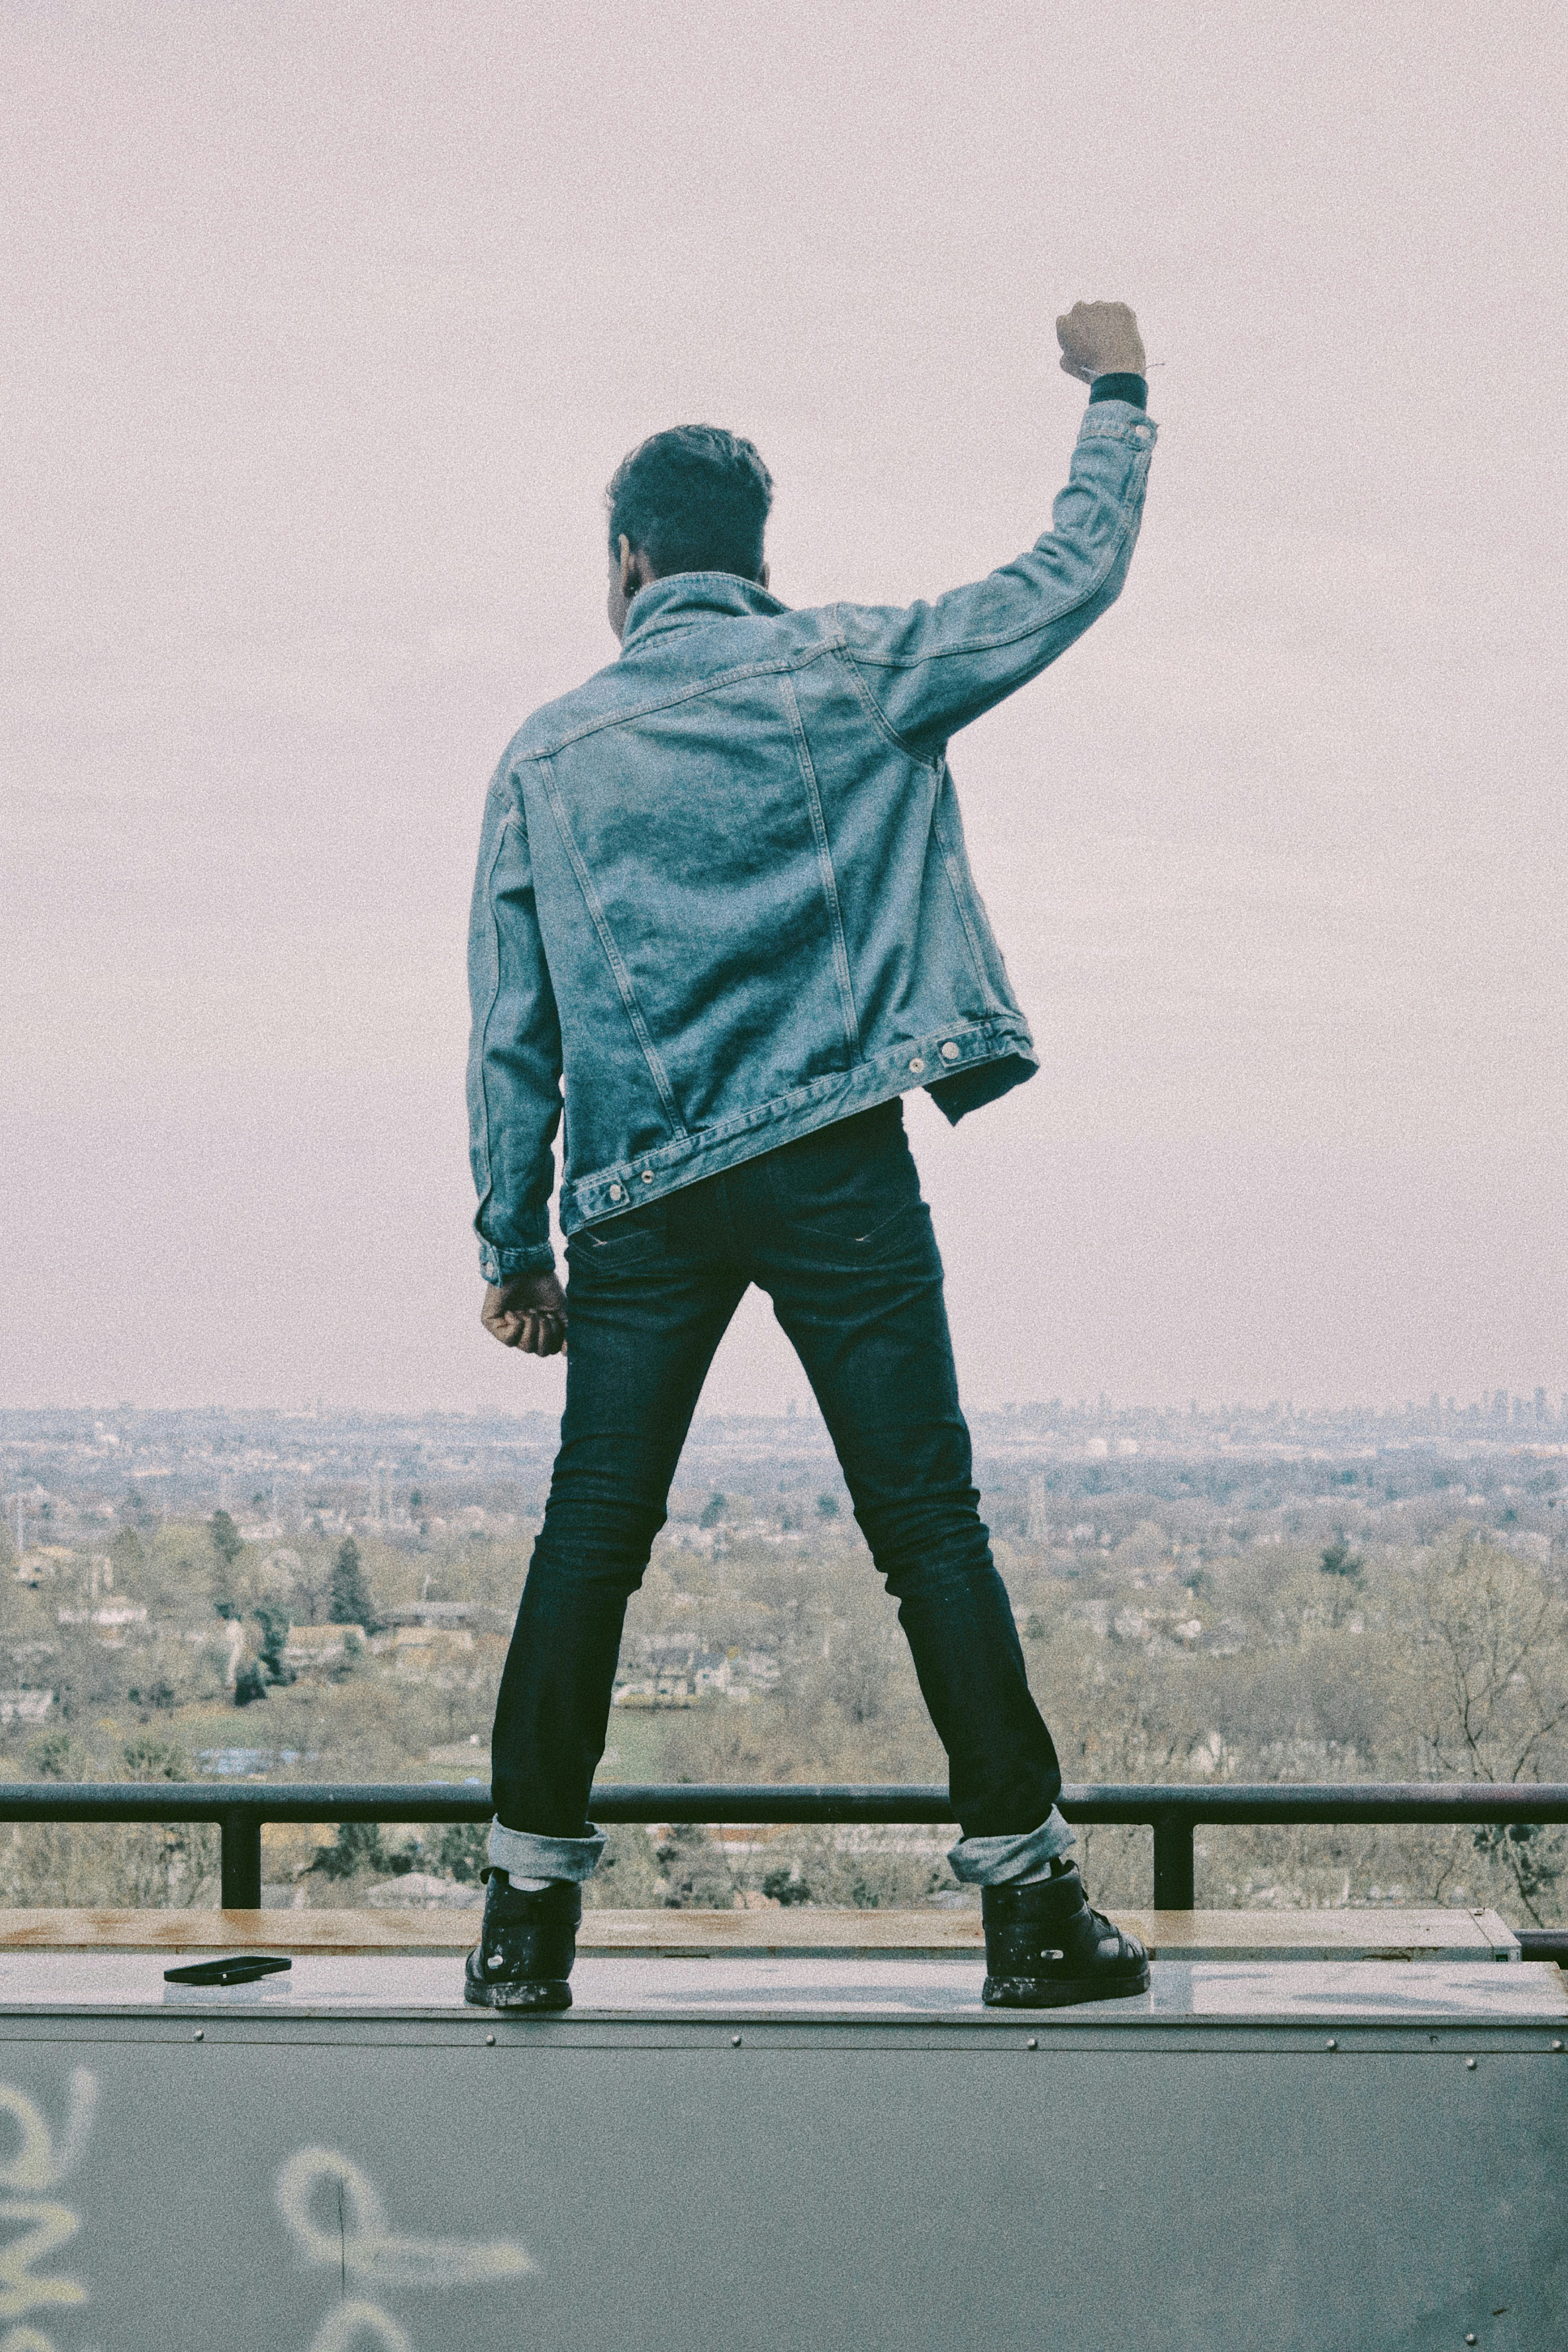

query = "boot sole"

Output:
[[463, 1971, 572, 2013], [982, 1964, 1151, 2009]]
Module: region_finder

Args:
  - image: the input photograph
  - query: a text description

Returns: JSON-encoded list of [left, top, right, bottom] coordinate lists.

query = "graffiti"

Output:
[[278, 2144, 535, 2348], [0, 2070, 99, 2348], [0, 2076, 539, 2350]]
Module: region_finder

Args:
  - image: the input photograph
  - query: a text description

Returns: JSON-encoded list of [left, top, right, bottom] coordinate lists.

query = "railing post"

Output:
[[220, 1810, 263, 1909], [1152, 1812, 1195, 1910]]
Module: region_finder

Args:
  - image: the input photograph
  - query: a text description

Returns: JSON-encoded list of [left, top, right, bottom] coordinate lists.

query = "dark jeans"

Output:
[[490, 1100, 1062, 1846]]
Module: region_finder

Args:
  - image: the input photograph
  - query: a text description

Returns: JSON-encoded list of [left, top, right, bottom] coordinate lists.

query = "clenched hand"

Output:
[[1055, 300, 1145, 385], [481, 1269, 568, 1357]]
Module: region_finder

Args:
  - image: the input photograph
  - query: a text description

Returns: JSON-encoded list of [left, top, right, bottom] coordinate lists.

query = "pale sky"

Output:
[[4, 0, 1565, 1415]]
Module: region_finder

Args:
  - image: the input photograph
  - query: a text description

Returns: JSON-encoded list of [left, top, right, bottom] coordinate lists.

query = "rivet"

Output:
[[1325, 2038, 1337, 2051], [485, 2033, 496, 2046], [908, 1056, 925, 1074], [193, 2029, 204, 2042], [1025, 2037, 1038, 2051], [730, 2034, 742, 2047], [641, 1170, 653, 1183], [1465, 2056, 1477, 2070], [1553, 2040, 1564, 2052], [1466, 2336, 1478, 2346]]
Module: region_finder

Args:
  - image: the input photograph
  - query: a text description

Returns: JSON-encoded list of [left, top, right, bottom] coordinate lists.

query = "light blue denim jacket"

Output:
[[468, 396, 1157, 1279]]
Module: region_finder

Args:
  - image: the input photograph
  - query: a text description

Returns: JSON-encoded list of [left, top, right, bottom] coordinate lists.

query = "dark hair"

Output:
[[606, 424, 773, 582]]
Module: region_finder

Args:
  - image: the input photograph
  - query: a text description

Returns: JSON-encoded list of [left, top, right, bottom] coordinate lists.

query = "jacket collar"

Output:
[[619, 571, 788, 650]]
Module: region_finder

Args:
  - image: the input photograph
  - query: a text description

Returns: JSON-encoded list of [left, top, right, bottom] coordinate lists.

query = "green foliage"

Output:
[[120, 1733, 187, 1781], [253, 1604, 294, 1686], [28, 1734, 74, 1781], [1319, 1535, 1362, 1578], [209, 1510, 244, 1566], [654, 1822, 734, 1908], [330, 1538, 378, 1632], [312, 1820, 414, 1881], [109, 1527, 145, 1580], [762, 1866, 812, 1906], [436, 1822, 488, 1883], [699, 1493, 727, 1530], [815, 1494, 840, 1519], [232, 1662, 269, 1707], [126, 1674, 177, 1712]]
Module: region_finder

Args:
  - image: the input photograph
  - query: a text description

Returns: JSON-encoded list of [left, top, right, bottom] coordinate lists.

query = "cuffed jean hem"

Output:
[[487, 1817, 606, 1884], [947, 1806, 1076, 1885]]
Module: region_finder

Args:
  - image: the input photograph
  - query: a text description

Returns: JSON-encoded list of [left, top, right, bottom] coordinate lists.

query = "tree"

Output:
[[1320, 1535, 1361, 1578], [254, 1604, 295, 1686], [313, 1821, 401, 1880], [232, 1662, 268, 1707], [209, 1510, 244, 1566], [1404, 1532, 1568, 1922], [110, 1526, 145, 1580], [330, 1537, 378, 1632]]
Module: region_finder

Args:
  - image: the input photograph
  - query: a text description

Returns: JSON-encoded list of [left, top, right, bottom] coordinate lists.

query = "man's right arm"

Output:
[[467, 761, 564, 1290], [835, 301, 1156, 763]]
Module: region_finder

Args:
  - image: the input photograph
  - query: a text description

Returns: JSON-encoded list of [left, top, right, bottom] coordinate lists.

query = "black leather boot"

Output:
[[463, 1871, 581, 2012], [982, 1864, 1149, 2008]]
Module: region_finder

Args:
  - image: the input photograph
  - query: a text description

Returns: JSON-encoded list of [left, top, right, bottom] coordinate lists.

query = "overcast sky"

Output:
[[4, 0, 1564, 1416]]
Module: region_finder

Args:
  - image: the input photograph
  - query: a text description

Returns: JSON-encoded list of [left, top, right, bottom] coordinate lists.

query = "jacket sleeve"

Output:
[[467, 759, 563, 1282], [833, 399, 1157, 762]]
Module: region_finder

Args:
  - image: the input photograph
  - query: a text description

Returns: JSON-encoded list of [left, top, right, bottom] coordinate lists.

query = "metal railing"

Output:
[[2, 1778, 1568, 1914]]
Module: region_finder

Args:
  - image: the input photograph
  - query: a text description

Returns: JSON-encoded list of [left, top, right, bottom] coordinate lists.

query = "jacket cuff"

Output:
[[1088, 372, 1148, 408], [477, 1236, 557, 1285]]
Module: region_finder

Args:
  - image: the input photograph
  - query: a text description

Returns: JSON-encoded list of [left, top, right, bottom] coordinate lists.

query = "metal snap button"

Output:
[[908, 1056, 925, 1074], [940, 1041, 960, 1062], [608, 1183, 624, 1201], [641, 1171, 653, 1183]]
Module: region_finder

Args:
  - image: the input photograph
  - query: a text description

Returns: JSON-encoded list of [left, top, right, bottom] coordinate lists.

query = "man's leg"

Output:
[[737, 1105, 1147, 2007], [734, 1105, 1069, 1877], [487, 1196, 745, 1885]]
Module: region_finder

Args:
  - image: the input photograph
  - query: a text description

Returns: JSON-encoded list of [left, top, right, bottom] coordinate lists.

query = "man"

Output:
[[465, 301, 1157, 2012]]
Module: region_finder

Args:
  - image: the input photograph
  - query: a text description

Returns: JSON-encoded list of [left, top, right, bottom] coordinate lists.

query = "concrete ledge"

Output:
[[0, 1904, 1523, 1959]]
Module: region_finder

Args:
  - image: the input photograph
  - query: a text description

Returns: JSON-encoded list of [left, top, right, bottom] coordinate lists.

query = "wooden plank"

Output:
[[0, 1906, 1523, 1960]]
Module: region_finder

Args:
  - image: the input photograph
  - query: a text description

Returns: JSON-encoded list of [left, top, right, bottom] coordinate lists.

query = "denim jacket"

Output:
[[468, 392, 1157, 1278]]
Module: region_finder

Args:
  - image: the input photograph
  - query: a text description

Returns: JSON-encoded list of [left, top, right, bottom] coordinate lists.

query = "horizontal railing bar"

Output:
[[0, 1780, 1565, 1826]]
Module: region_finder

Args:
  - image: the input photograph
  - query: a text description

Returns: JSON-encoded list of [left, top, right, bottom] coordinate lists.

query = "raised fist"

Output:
[[1056, 301, 1146, 385]]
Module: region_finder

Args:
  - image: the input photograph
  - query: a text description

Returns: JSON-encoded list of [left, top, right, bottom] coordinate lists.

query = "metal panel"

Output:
[[0, 1959, 1560, 2352]]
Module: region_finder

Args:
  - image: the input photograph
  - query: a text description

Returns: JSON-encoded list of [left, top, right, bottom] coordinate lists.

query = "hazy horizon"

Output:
[[5, 2, 1565, 1415]]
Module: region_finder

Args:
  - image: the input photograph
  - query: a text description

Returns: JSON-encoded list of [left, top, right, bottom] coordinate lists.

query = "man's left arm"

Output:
[[467, 765, 568, 1356]]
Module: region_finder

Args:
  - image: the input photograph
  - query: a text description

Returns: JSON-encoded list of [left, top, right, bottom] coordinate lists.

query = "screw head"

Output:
[[731, 2034, 742, 2047], [1325, 2038, 1337, 2051], [1466, 2335, 1478, 2345], [1466, 2056, 1477, 2070], [1026, 2037, 1038, 2051], [193, 2029, 204, 2042], [485, 2032, 495, 2046], [1553, 2040, 1564, 2053]]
